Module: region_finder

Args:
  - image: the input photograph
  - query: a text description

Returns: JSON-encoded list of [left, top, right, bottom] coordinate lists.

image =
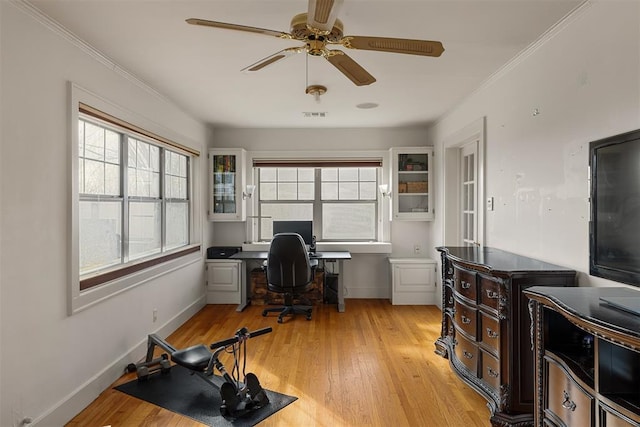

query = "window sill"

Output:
[[241, 242, 392, 254], [70, 245, 201, 315]]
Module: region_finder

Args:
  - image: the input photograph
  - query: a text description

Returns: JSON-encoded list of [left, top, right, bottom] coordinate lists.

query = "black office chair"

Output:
[[262, 233, 318, 323]]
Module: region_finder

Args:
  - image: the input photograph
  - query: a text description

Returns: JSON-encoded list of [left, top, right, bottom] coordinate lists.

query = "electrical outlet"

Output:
[[153, 308, 158, 323], [414, 244, 422, 254]]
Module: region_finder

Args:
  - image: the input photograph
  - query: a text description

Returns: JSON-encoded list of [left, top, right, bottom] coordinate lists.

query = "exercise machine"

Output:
[[126, 326, 273, 419]]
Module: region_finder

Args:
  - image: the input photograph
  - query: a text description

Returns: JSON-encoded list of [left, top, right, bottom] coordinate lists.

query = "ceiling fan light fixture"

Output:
[[306, 85, 327, 103]]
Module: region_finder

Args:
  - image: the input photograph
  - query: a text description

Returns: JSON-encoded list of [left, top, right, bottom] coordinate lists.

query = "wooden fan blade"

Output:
[[326, 52, 376, 86], [343, 36, 445, 57], [186, 18, 289, 39], [241, 47, 303, 72], [307, 0, 344, 33]]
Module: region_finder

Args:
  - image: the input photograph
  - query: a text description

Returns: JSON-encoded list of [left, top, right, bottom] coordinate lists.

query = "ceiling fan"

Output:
[[186, 0, 445, 86]]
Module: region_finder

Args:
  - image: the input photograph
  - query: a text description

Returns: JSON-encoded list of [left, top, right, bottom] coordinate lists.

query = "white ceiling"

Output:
[[28, 0, 583, 129]]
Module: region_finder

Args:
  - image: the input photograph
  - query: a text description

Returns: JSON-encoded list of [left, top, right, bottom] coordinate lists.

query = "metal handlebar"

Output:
[[209, 326, 273, 350]]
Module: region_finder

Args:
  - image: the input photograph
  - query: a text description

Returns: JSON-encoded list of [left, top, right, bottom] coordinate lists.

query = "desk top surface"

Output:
[[230, 251, 351, 260]]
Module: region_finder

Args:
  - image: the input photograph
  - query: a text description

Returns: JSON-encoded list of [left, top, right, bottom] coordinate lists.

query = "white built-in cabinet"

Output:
[[388, 258, 437, 305], [390, 147, 433, 221], [205, 260, 244, 304], [208, 148, 246, 221]]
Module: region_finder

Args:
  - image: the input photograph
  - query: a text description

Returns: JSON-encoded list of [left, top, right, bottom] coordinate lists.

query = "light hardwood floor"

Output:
[[66, 300, 491, 426]]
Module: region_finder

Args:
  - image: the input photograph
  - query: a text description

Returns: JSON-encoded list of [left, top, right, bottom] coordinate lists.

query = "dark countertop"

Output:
[[437, 246, 575, 274], [524, 286, 640, 344]]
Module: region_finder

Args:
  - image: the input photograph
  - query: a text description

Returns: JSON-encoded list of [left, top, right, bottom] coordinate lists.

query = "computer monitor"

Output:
[[272, 220, 314, 246]]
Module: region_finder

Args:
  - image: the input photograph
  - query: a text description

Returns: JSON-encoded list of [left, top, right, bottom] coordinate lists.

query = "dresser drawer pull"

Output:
[[486, 289, 499, 299], [561, 390, 576, 412], [461, 281, 471, 289], [486, 328, 499, 338], [463, 351, 474, 359], [487, 367, 499, 378], [461, 315, 472, 324]]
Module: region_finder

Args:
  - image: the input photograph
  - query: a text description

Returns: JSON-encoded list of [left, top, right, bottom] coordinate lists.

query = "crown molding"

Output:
[[435, 0, 593, 125], [11, 0, 169, 103]]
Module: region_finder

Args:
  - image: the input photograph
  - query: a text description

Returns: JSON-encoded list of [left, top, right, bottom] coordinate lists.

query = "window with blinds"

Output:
[[253, 158, 383, 242]]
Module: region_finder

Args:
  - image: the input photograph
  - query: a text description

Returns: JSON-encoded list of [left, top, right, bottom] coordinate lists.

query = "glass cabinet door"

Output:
[[391, 147, 433, 220], [213, 154, 236, 214], [209, 149, 246, 221]]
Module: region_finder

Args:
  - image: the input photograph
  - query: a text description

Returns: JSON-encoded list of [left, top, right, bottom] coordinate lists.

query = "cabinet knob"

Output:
[[463, 351, 474, 359], [486, 328, 499, 338], [461, 315, 472, 324], [561, 390, 577, 412], [487, 367, 499, 378], [486, 289, 499, 299], [461, 280, 471, 289]]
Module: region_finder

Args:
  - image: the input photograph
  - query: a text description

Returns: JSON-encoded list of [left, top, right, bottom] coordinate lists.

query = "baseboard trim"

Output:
[[345, 288, 389, 299], [34, 296, 206, 426]]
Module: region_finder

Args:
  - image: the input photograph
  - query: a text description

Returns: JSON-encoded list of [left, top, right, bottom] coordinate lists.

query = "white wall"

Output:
[[210, 127, 431, 298], [0, 3, 211, 426], [428, 1, 640, 290]]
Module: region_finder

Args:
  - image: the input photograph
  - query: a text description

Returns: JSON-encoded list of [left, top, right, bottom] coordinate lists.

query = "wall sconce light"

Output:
[[243, 184, 256, 200], [379, 184, 391, 198]]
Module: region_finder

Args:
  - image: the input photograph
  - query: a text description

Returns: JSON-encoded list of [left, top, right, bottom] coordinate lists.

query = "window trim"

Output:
[[69, 83, 202, 315], [247, 150, 391, 245]]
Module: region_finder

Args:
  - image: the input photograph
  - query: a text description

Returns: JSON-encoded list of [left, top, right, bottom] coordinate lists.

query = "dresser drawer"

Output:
[[454, 331, 478, 376], [545, 356, 594, 427], [454, 298, 477, 339], [454, 266, 477, 302], [479, 274, 502, 311], [599, 403, 640, 427], [480, 349, 501, 393], [479, 312, 501, 355]]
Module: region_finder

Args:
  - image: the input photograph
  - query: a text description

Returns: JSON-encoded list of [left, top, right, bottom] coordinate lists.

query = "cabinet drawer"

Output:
[[480, 349, 501, 393], [454, 298, 477, 339], [600, 404, 640, 427], [454, 266, 477, 302], [545, 357, 594, 427], [479, 312, 501, 355], [454, 331, 478, 376], [479, 274, 502, 311]]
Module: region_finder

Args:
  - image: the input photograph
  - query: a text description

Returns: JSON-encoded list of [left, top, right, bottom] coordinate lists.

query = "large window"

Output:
[[257, 166, 380, 241], [78, 115, 193, 288]]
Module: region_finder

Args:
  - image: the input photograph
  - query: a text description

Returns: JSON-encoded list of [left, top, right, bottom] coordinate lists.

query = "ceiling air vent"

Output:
[[302, 112, 328, 118]]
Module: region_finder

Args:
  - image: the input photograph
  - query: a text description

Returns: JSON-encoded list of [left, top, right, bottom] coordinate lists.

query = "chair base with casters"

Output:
[[263, 232, 318, 323], [262, 293, 312, 323]]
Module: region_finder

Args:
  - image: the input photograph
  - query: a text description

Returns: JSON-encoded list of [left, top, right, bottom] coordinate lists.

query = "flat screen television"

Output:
[[272, 220, 314, 246], [590, 128, 640, 287]]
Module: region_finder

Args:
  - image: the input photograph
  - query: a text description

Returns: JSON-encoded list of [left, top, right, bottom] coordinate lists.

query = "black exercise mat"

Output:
[[115, 365, 297, 426]]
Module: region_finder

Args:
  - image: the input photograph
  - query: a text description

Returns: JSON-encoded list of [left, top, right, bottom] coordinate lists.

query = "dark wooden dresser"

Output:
[[435, 247, 576, 427], [525, 286, 640, 427]]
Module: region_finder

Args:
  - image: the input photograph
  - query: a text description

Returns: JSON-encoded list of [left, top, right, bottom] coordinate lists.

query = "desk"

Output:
[[230, 251, 351, 313]]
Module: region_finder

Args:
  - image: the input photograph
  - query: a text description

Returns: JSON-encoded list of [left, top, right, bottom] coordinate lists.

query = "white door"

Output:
[[442, 117, 484, 247], [460, 142, 478, 246]]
